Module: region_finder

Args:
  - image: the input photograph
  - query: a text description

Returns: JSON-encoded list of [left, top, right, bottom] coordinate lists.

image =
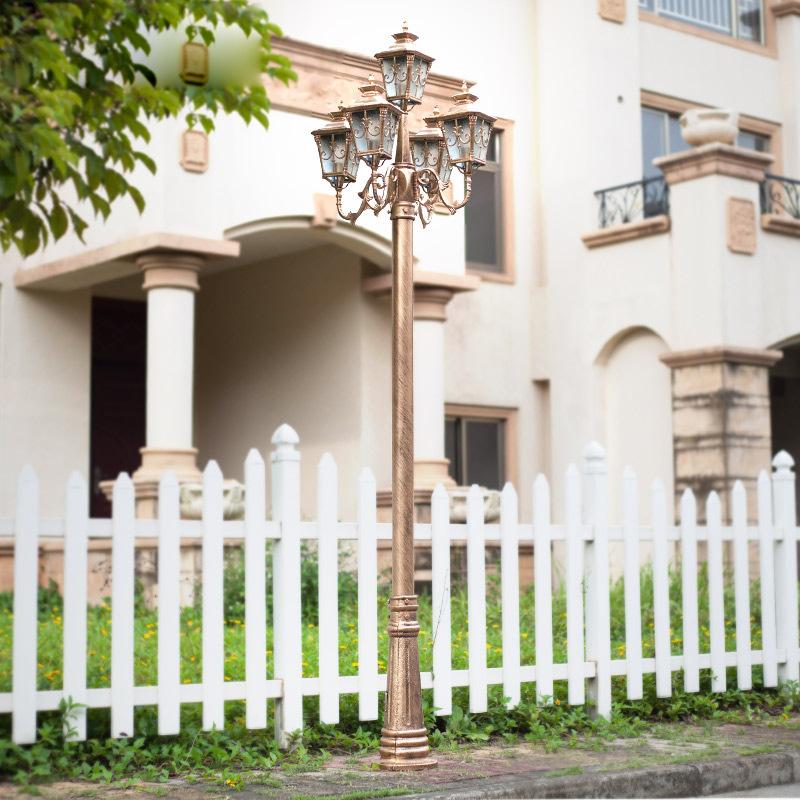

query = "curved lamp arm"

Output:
[[336, 167, 391, 224], [414, 169, 472, 227]]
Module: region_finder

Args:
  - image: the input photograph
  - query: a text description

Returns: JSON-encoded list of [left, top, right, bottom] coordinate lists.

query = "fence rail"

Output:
[[594, 176, 669, 229], [2, 425, 799, 745]]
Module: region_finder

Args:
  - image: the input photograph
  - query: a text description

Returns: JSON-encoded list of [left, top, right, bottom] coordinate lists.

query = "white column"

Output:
[[132, 253, 204, 516], [413, 288, 456, 490]]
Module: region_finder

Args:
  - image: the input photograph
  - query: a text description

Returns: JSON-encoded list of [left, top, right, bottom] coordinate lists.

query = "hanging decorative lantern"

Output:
[[374, 23, 434, 108], [311, 101, 360, 190], [344, 75, 403, 169], [411, 106, 451, 188]]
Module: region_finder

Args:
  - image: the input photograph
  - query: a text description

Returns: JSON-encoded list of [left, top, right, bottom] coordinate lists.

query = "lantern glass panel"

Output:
[[379, 54, 431, 105], [442, 117, 474, 167], [437, 141, 452, 185], [412, 138, 437, 172], [382, 111, 399, 157], [475, 118, 493, 163], [316, 130, 358, 188]]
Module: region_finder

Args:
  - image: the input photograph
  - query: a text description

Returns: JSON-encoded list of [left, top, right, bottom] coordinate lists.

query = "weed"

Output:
[[544, 766, 584, 778]]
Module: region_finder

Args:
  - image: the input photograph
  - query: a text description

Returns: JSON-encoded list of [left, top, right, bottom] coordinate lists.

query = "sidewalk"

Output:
[[5, 715, 799, 800]]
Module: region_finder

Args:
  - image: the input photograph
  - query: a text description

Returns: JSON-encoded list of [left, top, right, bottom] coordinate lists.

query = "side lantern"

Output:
[[434, 82, 497, 175], [344, 76, 403, 169], [311, 102, 359, 190], [411, 107, 451, 188]]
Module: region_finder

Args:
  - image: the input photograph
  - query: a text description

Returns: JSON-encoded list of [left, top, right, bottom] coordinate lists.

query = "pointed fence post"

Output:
[[467, 484, 488, 713], [622, 467, 643, 700], [500, 483, 521, 710], [12, 466, 39, 744], [202, 460, 225, 732], [357, 467, 378, 721], [732, 481, 752, 690], [582, 443, 611, 719], [157, 471, 181, 735], [533, 475, 553, 705], [63, 471, 88, 741], [757, 470, 778, 688], [772, 451, 799, 685], [565, 464, 584, 706], [271, 424, 303, 745], [680, 488, 700, 694], [707, 491, 726, 693], [245, 449, 268, 729], [431, 483, 452, 717], [111, 473, 135, 738], [317, 453, 339, 725], [651, 478, 671, 698]]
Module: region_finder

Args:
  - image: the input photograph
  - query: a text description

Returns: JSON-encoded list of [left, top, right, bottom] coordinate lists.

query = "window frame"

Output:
[[444, 404, 518, 489], [465, 119, 516, 285], [639, 0, 778, 58], [640, 90, 782, 174]]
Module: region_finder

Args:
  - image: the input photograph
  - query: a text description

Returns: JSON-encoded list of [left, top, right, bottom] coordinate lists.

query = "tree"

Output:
[[0, 1, 295, 256]]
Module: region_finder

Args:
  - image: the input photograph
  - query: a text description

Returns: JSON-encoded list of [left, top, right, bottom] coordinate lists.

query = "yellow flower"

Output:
[[340, 645, 346, 649], [555, 699, 561, 705], [302, 662, 308, 667], [522, 633, 528, 638], [183, 679, 191, 684], [782, 713, 789, 719], [352, 662, 359, 668], [140, 661, 147, 667], [187, 621, 193, 626], [101, 628, 107, 636], [494, 648, 502, 653], [224, 676, 231, 681], [308, 624, 314, 628], [492, 624, 499, 628], [190, 656, 195, 662]]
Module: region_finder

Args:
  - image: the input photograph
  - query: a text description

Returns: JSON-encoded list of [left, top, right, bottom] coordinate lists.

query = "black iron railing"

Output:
[[595, 176, 669, 229], [760, 173, 800, 219]]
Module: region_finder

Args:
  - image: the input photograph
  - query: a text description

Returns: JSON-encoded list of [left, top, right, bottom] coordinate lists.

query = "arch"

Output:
[[224, 215, 401, 272], [593, 324, 672, 367], [769, 333, 800, 352]]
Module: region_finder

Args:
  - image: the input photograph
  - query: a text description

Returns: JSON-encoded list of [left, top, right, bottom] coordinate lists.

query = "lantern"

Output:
[[344, 76, 402, 169], [374, 24, 434, 108], [311, 102, 360, 190], [434, 82, 497, 175]]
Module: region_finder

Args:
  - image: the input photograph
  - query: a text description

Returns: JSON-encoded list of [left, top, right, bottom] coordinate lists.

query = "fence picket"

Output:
[[533, 475, 553, 705], [271, 424, 303, 745], [202, 461, 225, 731], [707, 491, 726, 692], [565, 464, 584, 706], [732, 481, 752, 690], [111, 473, 135, 738], [357, 468, 378, 721], [467, 484, 488, 713], [622, 467, 643, 700], [680, 489, 700, 694], [500, 483, 521, 709], [317, 454, 339, 724], [582, 443, 611, 718], [63, 471, 88, 740], [652, 479, 671, 698], [431, 483, 452, 717], [245, 449, 268, 729], [157, 471, 181, 735], [757, 470, 778, 687], [12, 466, 39, 744], [772, 451, 800, 685]]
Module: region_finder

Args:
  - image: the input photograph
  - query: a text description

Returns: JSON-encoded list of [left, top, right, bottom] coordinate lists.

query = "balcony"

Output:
[[760, 173, 800, 238]]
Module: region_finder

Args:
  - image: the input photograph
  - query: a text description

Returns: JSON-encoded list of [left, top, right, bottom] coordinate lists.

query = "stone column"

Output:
[[774, 2, 800, 177], [660, 347, 782, 523], [413, 288, 457, 495], [132, 252, 204, 517]]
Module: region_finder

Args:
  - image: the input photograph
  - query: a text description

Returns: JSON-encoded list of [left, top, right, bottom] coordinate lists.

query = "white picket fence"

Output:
[[2, 424, 800, 746]]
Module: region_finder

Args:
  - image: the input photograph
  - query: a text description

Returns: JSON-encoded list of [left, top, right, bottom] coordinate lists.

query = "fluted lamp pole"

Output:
[[311, 24, 496, 771]]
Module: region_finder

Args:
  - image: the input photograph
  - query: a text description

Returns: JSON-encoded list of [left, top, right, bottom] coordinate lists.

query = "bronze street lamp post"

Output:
[[312, 24, 495, 771]]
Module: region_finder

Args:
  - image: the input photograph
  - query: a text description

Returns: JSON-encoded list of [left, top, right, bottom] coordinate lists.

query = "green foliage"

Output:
[[0, 0, 295, 255], [0, 557, 799, 788]]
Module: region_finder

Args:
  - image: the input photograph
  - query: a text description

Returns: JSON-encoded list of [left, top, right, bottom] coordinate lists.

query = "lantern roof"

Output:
[[311, 100, 350, 137], [440, 81, 497, 124], [374, 23, 434, 67]]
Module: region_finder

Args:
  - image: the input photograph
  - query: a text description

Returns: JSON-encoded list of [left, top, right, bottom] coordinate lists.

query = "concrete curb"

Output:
[[397, 751, 800, 799]]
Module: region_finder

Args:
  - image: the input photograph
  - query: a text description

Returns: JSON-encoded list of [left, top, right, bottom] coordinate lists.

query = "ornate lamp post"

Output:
[[312, 24, 496, 772]]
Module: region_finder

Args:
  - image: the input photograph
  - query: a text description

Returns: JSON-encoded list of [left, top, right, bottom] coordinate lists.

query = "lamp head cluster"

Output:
[[311, 24, 496, 223]]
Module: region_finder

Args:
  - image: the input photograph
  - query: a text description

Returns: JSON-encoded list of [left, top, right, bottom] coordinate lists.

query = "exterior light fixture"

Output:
[[433, 81, 496, 175], [309, 26, 495, 773], [374, 22, 434, 108], [344, 75, 402, 169], [311, 102, 360, 190]]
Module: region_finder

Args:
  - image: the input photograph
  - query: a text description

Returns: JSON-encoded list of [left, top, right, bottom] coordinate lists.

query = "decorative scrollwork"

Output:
[[595, 176, 669, 229], [414, 168, 472, 228], [761, 174, 800, 219], [335, 166, 392, 224]]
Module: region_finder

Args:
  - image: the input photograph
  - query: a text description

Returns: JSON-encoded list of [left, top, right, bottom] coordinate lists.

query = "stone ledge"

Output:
[[660, 345, 783, 368], [581, 215, 670, 249], [773, 0, 800, 17], [762, 213, 800, 237], [654, 143, 774, 185]]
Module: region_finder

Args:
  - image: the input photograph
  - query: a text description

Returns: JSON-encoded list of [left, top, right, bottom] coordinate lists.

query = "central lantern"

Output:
[[374, 23, 434, 108]]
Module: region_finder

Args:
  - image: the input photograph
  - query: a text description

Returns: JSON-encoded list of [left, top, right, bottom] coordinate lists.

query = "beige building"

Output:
[[2, 0, 800, 587]]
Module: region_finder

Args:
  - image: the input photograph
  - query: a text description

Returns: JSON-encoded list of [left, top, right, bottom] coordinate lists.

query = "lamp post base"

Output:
[[378, 729, 438, 770]]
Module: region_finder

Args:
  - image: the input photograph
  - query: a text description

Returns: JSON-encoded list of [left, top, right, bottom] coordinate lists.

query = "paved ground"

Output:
[[713, 782, 800, 797], [2, 715, 799, 799]]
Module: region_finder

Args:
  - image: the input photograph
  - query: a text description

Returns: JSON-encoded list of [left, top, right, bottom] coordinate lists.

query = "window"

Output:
[[465, 132, 502, 275], [641, 106, 770, 179], [444, 405, 517, 490], [639, 0, 763, 43]]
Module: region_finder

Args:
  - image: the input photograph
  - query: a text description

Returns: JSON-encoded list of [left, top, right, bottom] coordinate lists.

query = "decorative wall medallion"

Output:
[[598, 0, 626, 23], [311, 193, 337, 228], [180, 129, 209, 173], [726, 197, 757, 255], [180, 41, 209, 85]]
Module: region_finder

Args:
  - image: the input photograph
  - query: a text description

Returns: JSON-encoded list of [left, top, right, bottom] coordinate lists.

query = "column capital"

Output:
[[654, 143, 774, 185], [773, 1, 800, 18], [137, 252, 205, 292], [413, 287, 454, 322], [660, 345, 783, 369]]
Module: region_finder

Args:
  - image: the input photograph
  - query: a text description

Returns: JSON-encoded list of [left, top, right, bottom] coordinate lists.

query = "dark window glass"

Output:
[[465, 132, 502, 274], [445, 415, 505, 490]]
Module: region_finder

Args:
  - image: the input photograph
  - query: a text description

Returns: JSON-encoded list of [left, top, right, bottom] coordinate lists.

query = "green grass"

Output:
[[0, 547, 798, 789], [544, 766, 584, 778]]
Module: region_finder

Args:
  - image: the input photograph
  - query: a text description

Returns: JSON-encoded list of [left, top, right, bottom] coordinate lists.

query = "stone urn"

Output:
[[447, 487, 501, 523], [180, 479, 246, 520], [679, 108, 739, 147]]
